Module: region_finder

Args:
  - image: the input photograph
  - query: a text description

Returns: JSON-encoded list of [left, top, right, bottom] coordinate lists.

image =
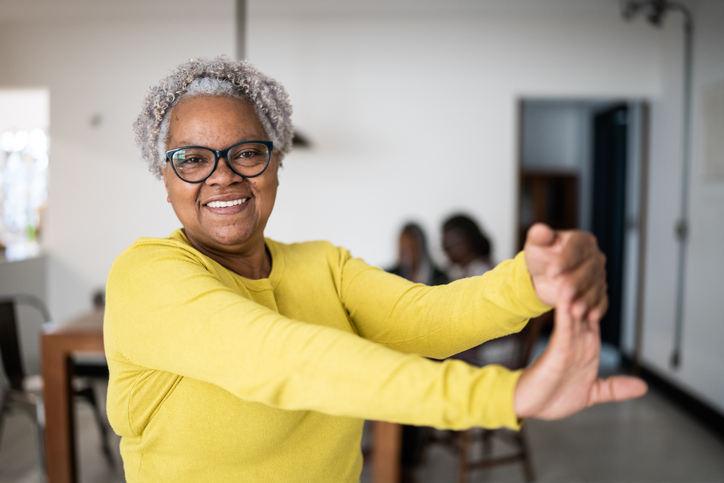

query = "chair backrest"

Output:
[[0, 295, 51, 391], [0, 301, 25, 391]]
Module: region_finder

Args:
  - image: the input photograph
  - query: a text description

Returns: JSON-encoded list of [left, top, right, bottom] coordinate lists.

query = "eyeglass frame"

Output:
[[165, 140, 274, 183]]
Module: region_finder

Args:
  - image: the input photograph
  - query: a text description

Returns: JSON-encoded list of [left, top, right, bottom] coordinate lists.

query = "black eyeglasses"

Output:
[[165, 140, 274, 183]]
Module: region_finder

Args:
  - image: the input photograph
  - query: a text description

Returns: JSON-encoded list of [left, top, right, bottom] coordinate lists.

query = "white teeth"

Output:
[[206, 198, 248, 208]]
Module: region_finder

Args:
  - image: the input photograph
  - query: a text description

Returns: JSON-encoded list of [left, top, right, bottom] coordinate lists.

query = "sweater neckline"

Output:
[[170, 229, 285, 291]]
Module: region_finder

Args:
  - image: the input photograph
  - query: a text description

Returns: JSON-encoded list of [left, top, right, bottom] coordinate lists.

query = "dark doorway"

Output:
[[591, 104, 628, 349], [518, 99, 649, 360]]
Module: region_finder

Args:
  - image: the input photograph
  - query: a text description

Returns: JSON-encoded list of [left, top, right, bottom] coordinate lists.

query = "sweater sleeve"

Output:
[[105, 239, 542, 430], [337, 250, 551, 358]]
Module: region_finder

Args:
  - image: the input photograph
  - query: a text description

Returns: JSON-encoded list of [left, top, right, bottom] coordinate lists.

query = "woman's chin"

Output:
[[185, 227, 257, 253]]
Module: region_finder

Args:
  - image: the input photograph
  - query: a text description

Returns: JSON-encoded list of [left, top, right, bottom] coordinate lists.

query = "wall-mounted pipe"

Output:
[[236, 0, 246, 61], [621, 0, 693, 370]]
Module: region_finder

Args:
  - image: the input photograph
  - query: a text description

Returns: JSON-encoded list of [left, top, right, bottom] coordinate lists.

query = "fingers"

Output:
[[551, 287, 577, 340], [563, 255, 608, 319], [587, 294, 608, 325], [589, 376, 648, 407], [524, 227, 606, 315], [559, 231, 599, 272], [556, 233, 607, 320], [525, 223, 557, 249]]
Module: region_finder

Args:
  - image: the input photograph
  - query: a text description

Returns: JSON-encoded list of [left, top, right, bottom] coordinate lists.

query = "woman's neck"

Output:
[[183, 229, 272, 279]]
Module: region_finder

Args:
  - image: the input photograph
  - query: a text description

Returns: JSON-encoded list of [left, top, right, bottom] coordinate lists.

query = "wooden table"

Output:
[[39, 308, 401, 483], [41, 309, 104, 483]]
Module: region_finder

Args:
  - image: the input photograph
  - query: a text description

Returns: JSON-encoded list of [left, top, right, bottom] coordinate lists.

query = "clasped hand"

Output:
[[514, 223, 648, 420]]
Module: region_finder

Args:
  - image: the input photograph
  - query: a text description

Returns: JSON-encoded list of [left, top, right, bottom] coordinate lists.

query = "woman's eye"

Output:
[[237, 150, 261, 158], [175, 155, 209, 169]]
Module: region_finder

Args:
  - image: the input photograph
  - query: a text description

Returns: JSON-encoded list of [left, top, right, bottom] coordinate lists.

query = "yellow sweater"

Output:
[[104, 230, 549, 482]]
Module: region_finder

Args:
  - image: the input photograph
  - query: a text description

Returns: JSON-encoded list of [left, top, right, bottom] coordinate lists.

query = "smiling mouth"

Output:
[[206, 198, 249, 208]]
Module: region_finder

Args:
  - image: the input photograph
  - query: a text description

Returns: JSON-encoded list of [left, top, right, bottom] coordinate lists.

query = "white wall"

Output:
[[248, 1, 661, 269], [641, 0, 724, 412]]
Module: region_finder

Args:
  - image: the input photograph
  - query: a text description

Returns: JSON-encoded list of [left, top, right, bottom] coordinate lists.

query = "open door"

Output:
[[591, 104, 628, 349]]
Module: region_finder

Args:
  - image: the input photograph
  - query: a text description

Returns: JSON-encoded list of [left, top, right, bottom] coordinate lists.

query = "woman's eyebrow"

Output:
[[171, 136, 269, 148]]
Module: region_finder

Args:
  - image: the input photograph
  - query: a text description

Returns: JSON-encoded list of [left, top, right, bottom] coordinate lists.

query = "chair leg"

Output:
[[482, 429, 494, 458], [76, 385, 115, 468], [15, 396, 47, 482], [0, 401, 7, 451], [33, 402, 47, 483], [457, 430, 470, 483], [518, 428, 535, 483]]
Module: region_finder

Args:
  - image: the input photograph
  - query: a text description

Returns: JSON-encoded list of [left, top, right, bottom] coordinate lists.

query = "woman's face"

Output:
[[442, 228, 472, 265], [162, 96, 279, 256]]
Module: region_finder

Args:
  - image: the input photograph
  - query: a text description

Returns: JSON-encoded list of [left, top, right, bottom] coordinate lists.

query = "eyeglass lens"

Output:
[[171, 142, 270, 182]]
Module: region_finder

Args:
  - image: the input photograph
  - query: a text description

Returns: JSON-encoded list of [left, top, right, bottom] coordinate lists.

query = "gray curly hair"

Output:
[[134, 56, 294, 179]]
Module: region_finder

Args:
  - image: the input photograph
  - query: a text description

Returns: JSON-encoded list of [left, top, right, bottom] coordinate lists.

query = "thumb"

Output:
[[526, 223, 557, 248], [589, 376, 648, 406]]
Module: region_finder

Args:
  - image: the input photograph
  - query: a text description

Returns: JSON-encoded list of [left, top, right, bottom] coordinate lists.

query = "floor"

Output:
[[402, 388, 724, 483], [0, 381, 123, 483], [2, 381, 724, 482]]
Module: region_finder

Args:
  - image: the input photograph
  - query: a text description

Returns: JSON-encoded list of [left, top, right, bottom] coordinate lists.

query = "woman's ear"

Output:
[[274, 155, 281, 186], [162, 164, 171, 203]]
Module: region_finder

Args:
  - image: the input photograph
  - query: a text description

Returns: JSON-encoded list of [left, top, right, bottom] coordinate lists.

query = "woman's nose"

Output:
[[206, 157, 242, 185]]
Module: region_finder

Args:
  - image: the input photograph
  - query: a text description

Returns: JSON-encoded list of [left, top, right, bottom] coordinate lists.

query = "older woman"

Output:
[[105, 57, 646, 482]]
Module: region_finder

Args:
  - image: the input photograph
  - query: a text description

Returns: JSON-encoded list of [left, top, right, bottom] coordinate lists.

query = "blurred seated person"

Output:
[[388, 222, 448, 286], [387, 222, 447, 482], [442, 214, 494, 280], [441, 214, 498, 366]]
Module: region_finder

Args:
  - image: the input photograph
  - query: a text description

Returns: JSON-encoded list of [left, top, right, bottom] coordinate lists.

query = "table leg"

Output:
[[41, 335, 78, 483], [373, 421, 401, 483]]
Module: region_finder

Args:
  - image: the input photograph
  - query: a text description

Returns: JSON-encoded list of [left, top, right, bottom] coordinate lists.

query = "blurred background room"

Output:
[[0, 0, 723, 482]]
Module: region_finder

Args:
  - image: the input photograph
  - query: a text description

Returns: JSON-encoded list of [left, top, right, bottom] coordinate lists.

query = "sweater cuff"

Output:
[[467, 364, 524, 431], [512, 251, 552, 316], [497, 368, 524, 430]]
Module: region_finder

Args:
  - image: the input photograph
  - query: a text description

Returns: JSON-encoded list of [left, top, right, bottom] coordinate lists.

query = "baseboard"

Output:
[[621, 355, 724, 443]]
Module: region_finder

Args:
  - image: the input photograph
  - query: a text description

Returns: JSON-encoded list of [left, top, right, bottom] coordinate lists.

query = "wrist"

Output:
[[513, 369, 532, 420]]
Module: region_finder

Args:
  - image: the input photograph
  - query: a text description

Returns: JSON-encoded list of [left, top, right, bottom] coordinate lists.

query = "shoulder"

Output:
[[108, 229, 223, 289], [112, 229, 198, 269]]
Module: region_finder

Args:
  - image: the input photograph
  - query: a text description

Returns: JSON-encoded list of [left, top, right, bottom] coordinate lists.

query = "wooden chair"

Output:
[[417, 312, 552, 483], [0, 294, 115, 473], [454, 312, 553, 483]]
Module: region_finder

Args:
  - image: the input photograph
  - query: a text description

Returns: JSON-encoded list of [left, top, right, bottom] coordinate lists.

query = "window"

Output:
[[0, 89, 49, 261]]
